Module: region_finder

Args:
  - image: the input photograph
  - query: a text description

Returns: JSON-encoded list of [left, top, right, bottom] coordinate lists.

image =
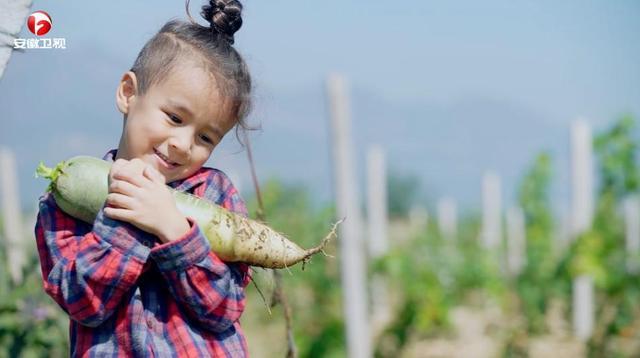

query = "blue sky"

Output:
[[1, 0, 639, 215]]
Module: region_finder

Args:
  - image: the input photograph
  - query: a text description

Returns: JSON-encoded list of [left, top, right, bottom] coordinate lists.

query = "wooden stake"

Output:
[[366, 145, 390, 334], [624, 195, 640, 274], [437, 197, 457, 241], [481, 171, 502, 249], [506, 206, 525, 276], [0, 147, 25, 284], [569, 119, 595, 341], [326, 73, 371, 358], [366, 145, 388, 257]]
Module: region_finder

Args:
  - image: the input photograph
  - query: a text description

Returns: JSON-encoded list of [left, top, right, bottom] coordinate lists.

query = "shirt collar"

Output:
[[102, 149, 208, 193]]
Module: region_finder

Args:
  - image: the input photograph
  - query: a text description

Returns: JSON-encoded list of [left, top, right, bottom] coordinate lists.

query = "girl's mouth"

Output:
[[153, 148, 180, 169]]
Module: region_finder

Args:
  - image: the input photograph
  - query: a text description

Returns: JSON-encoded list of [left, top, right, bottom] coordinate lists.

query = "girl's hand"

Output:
[[104, 158, 190, 243]]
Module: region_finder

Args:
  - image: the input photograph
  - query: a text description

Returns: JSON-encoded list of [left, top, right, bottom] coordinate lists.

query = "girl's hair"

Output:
[[130, 0, 253, 138]]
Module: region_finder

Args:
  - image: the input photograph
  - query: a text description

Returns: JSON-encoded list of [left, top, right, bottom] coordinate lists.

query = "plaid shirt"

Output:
[[34, 149, 251, 357]]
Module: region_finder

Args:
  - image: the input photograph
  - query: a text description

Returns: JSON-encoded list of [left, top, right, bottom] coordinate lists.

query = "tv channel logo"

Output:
[[14, 10, 66, 50], [27, 11, 52, 36]]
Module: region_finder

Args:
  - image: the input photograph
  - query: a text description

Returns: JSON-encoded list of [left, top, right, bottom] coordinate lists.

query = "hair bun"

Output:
[[201, 0, 243, 45]]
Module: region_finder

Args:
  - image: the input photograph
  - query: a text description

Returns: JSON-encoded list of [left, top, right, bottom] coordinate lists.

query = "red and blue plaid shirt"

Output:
[[34, 149, 251, 357]]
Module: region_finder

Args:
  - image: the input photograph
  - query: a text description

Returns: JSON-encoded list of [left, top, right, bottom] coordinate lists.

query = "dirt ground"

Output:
[[403, 303, 585, 358]]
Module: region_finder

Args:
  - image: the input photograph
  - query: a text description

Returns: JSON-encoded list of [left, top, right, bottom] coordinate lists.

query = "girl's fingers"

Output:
[[108, 159, 125, 184], [104, 206, 134, 222], [143, 164, 165, 184], [113, 174, 146, 188], [112, 160, 151, 187], [109, 179, 139, 196], [106, 193, 136, 210]]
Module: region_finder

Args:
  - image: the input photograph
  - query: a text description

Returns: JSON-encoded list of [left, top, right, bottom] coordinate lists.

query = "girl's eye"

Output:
[[168, 114, 182, 124], [200, 135, 213, 144]]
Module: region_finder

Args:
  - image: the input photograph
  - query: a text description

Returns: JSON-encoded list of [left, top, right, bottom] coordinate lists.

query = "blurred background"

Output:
[[1, 0, 639, 357]]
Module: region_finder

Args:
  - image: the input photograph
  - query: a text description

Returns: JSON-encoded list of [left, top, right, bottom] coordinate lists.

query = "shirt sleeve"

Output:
[[34, 192, 152, 327], [149, 170, 251, 333]]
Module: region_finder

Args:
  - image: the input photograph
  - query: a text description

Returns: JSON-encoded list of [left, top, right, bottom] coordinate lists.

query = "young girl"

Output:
[[34, 1, 253, 356]]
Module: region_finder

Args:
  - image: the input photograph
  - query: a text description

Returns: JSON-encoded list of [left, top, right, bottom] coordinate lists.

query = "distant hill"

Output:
[[241, 83, 572, 213]]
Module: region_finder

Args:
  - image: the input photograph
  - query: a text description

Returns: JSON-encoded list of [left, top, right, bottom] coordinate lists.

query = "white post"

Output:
[[437, 197, 457, 241], [569, 119, 594, 341], [366, 145, 390, 334], [570, 120, 594, 238], [367, 145, 388, 257], [326, 74, 371, 358], [506, 206, 526, 276], [0, 147, 26, 284], [481, 171, 502, 249], [624, 195, 640, 273], [573, 276, 594, 341]]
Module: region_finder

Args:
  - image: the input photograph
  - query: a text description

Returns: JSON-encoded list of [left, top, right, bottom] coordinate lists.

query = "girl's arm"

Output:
[[35, 193, 152, 327], [149, 170, 251, 333]]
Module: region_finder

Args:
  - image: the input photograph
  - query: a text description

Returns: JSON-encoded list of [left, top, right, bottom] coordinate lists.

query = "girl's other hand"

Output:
[[105, 158, 190, 242]]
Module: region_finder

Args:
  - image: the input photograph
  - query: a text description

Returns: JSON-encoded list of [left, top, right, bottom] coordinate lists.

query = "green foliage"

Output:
[[246, 179, 346, 357], [374, 226, 453, 357], [0, 251, 68, 357], [373, 211, 507, 356], [245, 116, 640, 356], [557, 114, 640, 355], [593, 114, 640, 198], [515, 152, 557, 333], [451, 215, 505, 299]]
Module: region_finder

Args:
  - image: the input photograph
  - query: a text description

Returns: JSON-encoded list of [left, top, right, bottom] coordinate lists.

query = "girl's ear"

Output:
[[116, 71, 139, 114]]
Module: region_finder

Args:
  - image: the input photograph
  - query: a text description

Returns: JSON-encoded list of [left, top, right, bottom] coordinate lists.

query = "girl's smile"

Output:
[[153, 148, 181, 169]]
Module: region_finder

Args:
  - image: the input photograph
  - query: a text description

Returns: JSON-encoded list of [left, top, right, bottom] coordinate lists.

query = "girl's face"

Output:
[[115, 65, 236, 183]]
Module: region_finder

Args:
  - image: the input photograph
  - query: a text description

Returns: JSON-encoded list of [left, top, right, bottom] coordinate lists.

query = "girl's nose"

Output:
[[168, 132, 191, 157]]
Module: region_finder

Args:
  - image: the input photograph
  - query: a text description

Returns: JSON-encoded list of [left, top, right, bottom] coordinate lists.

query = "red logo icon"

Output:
[[27, 11, 52, 36]]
